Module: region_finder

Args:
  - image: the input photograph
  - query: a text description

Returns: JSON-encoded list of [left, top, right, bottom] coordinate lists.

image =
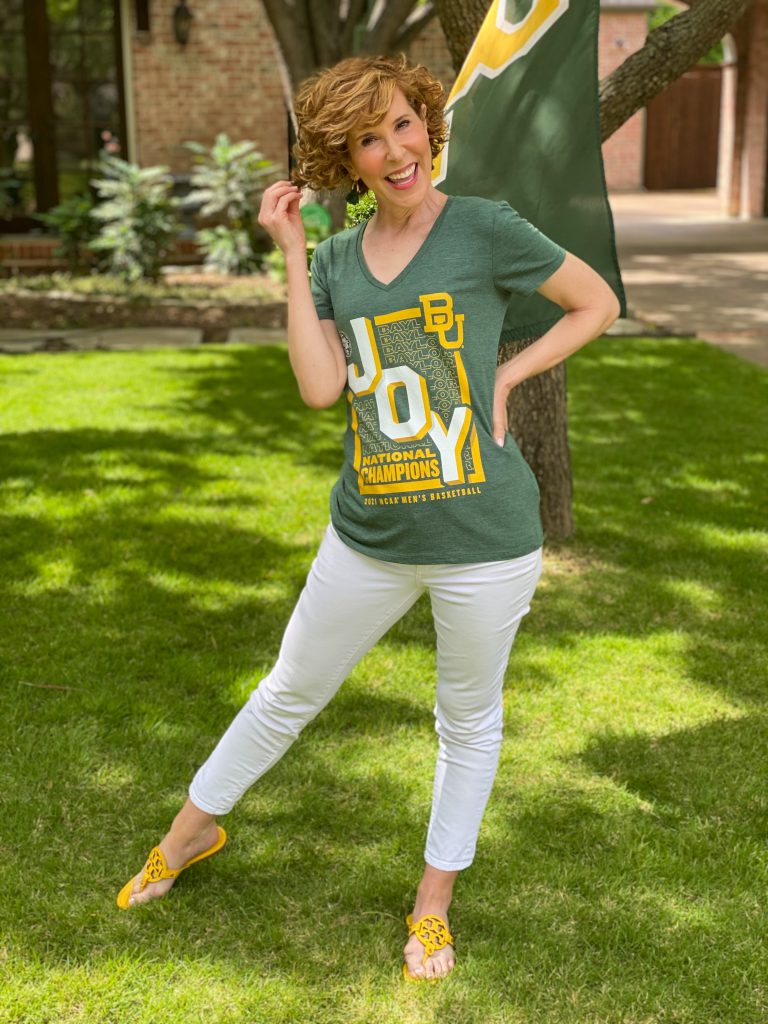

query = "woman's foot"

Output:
[[124, 822, 221, 906], [403, 865, 458, 980], [403, 901, 456, 979]]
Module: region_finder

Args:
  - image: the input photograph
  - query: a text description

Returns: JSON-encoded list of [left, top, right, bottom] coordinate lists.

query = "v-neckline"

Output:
[[356, 197, 453, 291]]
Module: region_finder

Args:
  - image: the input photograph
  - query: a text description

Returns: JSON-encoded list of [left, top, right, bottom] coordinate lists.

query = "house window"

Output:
[[0, 0, 127, 233]]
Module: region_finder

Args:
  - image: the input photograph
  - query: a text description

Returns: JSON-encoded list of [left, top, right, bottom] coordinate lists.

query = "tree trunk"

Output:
[[498, 341, 573, 540], [434, 0, 490, 71]]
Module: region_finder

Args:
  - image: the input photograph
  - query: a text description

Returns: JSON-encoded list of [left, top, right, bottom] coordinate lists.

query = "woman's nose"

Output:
[[385, 137, 407, 162]]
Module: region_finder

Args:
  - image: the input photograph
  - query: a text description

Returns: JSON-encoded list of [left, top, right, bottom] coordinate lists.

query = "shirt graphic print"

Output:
[[344, 289, 485, 502], [310, 195, 566, 563]]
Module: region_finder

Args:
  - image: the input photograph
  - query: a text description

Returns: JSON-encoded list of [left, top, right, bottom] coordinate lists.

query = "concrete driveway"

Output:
[[610, 189, 768, 368]]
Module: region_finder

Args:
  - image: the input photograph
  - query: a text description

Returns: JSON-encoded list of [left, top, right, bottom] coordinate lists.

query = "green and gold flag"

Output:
[[434, 0, 626, 341]]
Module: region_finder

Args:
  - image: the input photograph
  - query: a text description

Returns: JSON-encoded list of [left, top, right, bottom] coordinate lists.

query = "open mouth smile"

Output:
[[385, 163, 419, 189]]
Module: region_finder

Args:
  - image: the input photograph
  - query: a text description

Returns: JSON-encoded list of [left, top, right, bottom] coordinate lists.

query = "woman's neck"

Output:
[[368, 187, 448, 236]]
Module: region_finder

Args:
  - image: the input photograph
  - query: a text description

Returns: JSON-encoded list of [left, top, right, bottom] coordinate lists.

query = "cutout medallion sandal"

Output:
[[116, 826, 227, 909], [402, 912, 455, 981]]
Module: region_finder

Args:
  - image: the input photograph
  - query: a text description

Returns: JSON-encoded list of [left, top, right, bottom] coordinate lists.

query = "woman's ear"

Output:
[[420, 102, 427, 121]]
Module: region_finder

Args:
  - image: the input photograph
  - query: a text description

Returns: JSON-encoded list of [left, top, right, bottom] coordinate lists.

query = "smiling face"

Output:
[[346, 87, 433, 210]]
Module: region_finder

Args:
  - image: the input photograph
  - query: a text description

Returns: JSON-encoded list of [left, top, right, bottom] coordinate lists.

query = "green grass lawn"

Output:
[[1, 336, 766, 1024]]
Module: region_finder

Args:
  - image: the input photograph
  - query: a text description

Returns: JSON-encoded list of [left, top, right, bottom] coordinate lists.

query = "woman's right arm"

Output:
[[258, 181, 347, 409]]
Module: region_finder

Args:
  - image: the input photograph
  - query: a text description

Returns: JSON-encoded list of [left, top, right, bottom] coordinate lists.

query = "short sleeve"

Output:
[[492, 201, 566, 297], [310, 240, 335, 320]]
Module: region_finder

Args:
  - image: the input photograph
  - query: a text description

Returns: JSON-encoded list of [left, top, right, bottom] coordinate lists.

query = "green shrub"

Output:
[[194, 225, 259, 275], [88, 154, 180, 282], [35, 194, 99, 274], [345, 191, 377, 227], [184, 134, 278, 275]]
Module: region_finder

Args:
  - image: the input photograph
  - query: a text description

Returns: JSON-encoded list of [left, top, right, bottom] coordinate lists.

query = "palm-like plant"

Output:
[[89, 155, 180, 282], [184, 135, 278, 275]]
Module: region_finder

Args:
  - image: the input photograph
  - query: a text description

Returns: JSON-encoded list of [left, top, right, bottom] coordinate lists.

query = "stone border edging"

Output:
[[0, 289, 287, 343]]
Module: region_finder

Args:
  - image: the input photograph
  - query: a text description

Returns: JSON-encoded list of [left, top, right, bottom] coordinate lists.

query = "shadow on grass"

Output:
[[1, 339, 767, 1016], [151, 345, 347, 474], [6, 708, 768, 1020]]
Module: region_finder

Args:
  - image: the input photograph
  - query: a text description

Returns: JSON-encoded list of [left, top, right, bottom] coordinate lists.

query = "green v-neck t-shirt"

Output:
[[309, 194, 566, 564]]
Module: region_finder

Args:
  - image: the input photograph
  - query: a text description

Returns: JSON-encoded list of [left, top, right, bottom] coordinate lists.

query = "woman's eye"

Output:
[[361, 136, 375, 146], [397, 119, 410, 129]]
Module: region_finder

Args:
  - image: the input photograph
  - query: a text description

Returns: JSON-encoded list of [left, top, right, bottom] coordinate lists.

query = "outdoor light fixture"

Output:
[[172, 1, 194, 45]]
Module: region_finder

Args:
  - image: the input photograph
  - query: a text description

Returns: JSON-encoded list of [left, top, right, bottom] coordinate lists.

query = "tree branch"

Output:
[[340, 0, 371, 54], [600, 0, 752, 140], [261, 0, 318, 91], [393, 2, 439, 51], [308, 0, 344, 66], [364, 0, 422, 53]]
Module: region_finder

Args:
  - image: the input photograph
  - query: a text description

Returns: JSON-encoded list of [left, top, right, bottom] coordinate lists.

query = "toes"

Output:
[[428, 950, 455, 979], [404, 956, 425, 979], [403, 937, 456, 981], [403, 947, 425, 979], [126, 876, 143, 906]]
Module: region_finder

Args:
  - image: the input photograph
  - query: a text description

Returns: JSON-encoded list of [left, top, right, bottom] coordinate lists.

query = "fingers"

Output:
[[492, 387, 509, 446], [492, 413, 507, 446], [258, 181, 301, 225], [258, 181, 306, 254]]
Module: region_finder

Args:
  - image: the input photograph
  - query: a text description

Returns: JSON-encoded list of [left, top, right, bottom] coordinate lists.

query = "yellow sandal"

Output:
[[116, 826, 227, 909], [402, 912, 455, 981]]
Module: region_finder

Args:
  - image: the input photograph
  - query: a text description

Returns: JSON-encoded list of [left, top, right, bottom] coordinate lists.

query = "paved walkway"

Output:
[[611, 189, 768, 368], [1, 189, 766, 366], [0, 325, 290, 355]]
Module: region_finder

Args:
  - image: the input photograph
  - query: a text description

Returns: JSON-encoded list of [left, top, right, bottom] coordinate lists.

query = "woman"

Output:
[[117, 54, 619, 982]]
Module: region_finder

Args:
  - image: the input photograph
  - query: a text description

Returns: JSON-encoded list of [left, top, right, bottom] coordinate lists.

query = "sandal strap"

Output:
[[138, 846, 182, 892], [407, 913, 455, 959]]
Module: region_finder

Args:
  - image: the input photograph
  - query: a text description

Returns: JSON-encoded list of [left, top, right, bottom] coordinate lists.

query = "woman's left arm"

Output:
[[493, 252, 621, 444]]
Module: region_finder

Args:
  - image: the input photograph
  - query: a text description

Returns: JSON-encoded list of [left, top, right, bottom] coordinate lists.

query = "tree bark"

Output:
[[434, 0, 490, 70], [498, 341, 573, 540]]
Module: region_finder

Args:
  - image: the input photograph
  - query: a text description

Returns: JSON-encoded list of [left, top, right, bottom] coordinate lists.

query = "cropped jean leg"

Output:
[[422, 548, 543, 871], [188, 524, 543, 872], [189, 524, 425, 815]]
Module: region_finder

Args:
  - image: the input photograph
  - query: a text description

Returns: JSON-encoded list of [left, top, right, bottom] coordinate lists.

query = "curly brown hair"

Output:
[[292, 54, 447, 197]]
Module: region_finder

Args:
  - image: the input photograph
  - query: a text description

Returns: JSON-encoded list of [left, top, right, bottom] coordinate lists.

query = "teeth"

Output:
[[388, 164, 416, 181]]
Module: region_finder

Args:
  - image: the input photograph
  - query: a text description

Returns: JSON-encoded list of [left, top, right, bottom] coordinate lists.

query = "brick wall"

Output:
[[131, 0, 289, 175], [739, 0, 768, 216], [598, 11, 648, 190]]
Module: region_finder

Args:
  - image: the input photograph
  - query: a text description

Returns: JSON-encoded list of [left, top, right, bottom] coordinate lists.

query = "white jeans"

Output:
[[189, 523, 543, 871]]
